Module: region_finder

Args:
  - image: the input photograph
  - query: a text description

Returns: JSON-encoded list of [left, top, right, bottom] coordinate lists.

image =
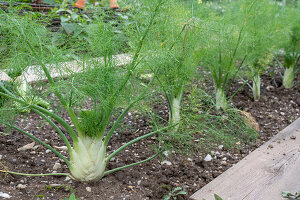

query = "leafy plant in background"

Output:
[[50, 7, 91, 52], [55, 8, 91, 36], [276, 7, 300, 89], [163, 186, 187, 200], [242, 0, 284, 101], [140, 0, 198, 130], [0, 0, 171, 182], [0, 9, 51, 112], [195, 4, 248, 109]]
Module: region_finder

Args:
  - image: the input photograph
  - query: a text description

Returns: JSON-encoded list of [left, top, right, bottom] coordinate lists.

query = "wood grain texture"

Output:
[[190, 117, 300, 200]]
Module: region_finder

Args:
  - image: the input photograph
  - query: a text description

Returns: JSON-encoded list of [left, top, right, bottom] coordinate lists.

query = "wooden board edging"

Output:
[[0, 53, 132, 83], [190, 117, 300, 200]]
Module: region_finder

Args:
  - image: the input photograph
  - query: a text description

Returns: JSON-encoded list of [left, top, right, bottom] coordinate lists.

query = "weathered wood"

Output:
[[0, 53, 132, 82], [190, 117, 300, 200]]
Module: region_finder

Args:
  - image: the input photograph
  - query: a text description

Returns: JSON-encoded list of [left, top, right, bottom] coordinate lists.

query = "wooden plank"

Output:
[[190, 117, 300, 200], [0, 53, 132, 82]]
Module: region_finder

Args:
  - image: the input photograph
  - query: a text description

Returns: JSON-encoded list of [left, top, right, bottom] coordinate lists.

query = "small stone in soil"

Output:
[[268, 144, 274, 148], [220, 161, 227, 166], [45, 149, 51, 153], [110, 157, 116, 162], [86, 187, 92, 192], [50, 184, 61, 187], [54, 146, 68, 151], [17, 142, 35, 151], [204, 154, 212, 162], [53, 162, 61, 170], [290, 135, 296, 140], [266, 85, 275, 91], [161, 160, 172, 166], [16, 184, 27, 190], [32, 145, 39, 150], [0, 155, 2, 161], [0, 192, 11, 199], [218, 145, 224, 150]]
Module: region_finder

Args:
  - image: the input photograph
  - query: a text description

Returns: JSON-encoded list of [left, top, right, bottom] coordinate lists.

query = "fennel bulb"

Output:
[[215, 88, 227, 110], [168, 89, 183, 130], [70, 137, 106, 181], [283, 67, 295, 89], [252, 74, 260, 101]]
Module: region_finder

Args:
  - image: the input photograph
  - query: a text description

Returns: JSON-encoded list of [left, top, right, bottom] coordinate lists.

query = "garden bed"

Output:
[[0, 72, 299, 200]]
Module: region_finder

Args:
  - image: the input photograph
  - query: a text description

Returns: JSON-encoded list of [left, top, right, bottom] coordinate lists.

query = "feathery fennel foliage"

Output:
[[0, 0, 171, 182], [138, 0, 198, 130], [242, 0, 284, 101], [279, 6, 300, 89], [195, 1, 249, 109]]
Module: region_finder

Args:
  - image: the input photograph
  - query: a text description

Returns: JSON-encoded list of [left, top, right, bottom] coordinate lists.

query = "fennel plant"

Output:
[[242, 0, 284, 101], [0, 0, 169, 182], [0, 9, 51, 111], [280, 8, 300, 89], [139, 1, 197, 130], [195, 5, 248, 109]]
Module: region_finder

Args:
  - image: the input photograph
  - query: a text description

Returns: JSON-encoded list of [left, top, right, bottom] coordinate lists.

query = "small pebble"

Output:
[[268, 144, 274, 148], [16, 184, 27, 190], [110, 157, 116, 162], [218, 145, 224, 150], [266, 85, 275, 91], [204, 154, 212, 162], [50, 184, 61, 187], [54, 146, 68, 151], [65, 177, 71, 181], [53, 163, 61, 170], [290, 135, 296, 140], [187, 158, 193, 162], [220, 161, 227, 166], [0, 192, 11, 199], [0, 155, 2, 161], [137, 180, 141, 185], [32, 145, 39, 150], [45, 149, 51, 153], [161, 161, 172, 166], [17, 142, 35, 151], [86, 187, 92, 192]]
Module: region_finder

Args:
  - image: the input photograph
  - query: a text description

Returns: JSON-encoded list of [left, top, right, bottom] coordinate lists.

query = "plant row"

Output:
[[0, 0, 299, 182]]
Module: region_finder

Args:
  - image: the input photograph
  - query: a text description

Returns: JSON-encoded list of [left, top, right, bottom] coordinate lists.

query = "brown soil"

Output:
[[0, 72, 299, 200]]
